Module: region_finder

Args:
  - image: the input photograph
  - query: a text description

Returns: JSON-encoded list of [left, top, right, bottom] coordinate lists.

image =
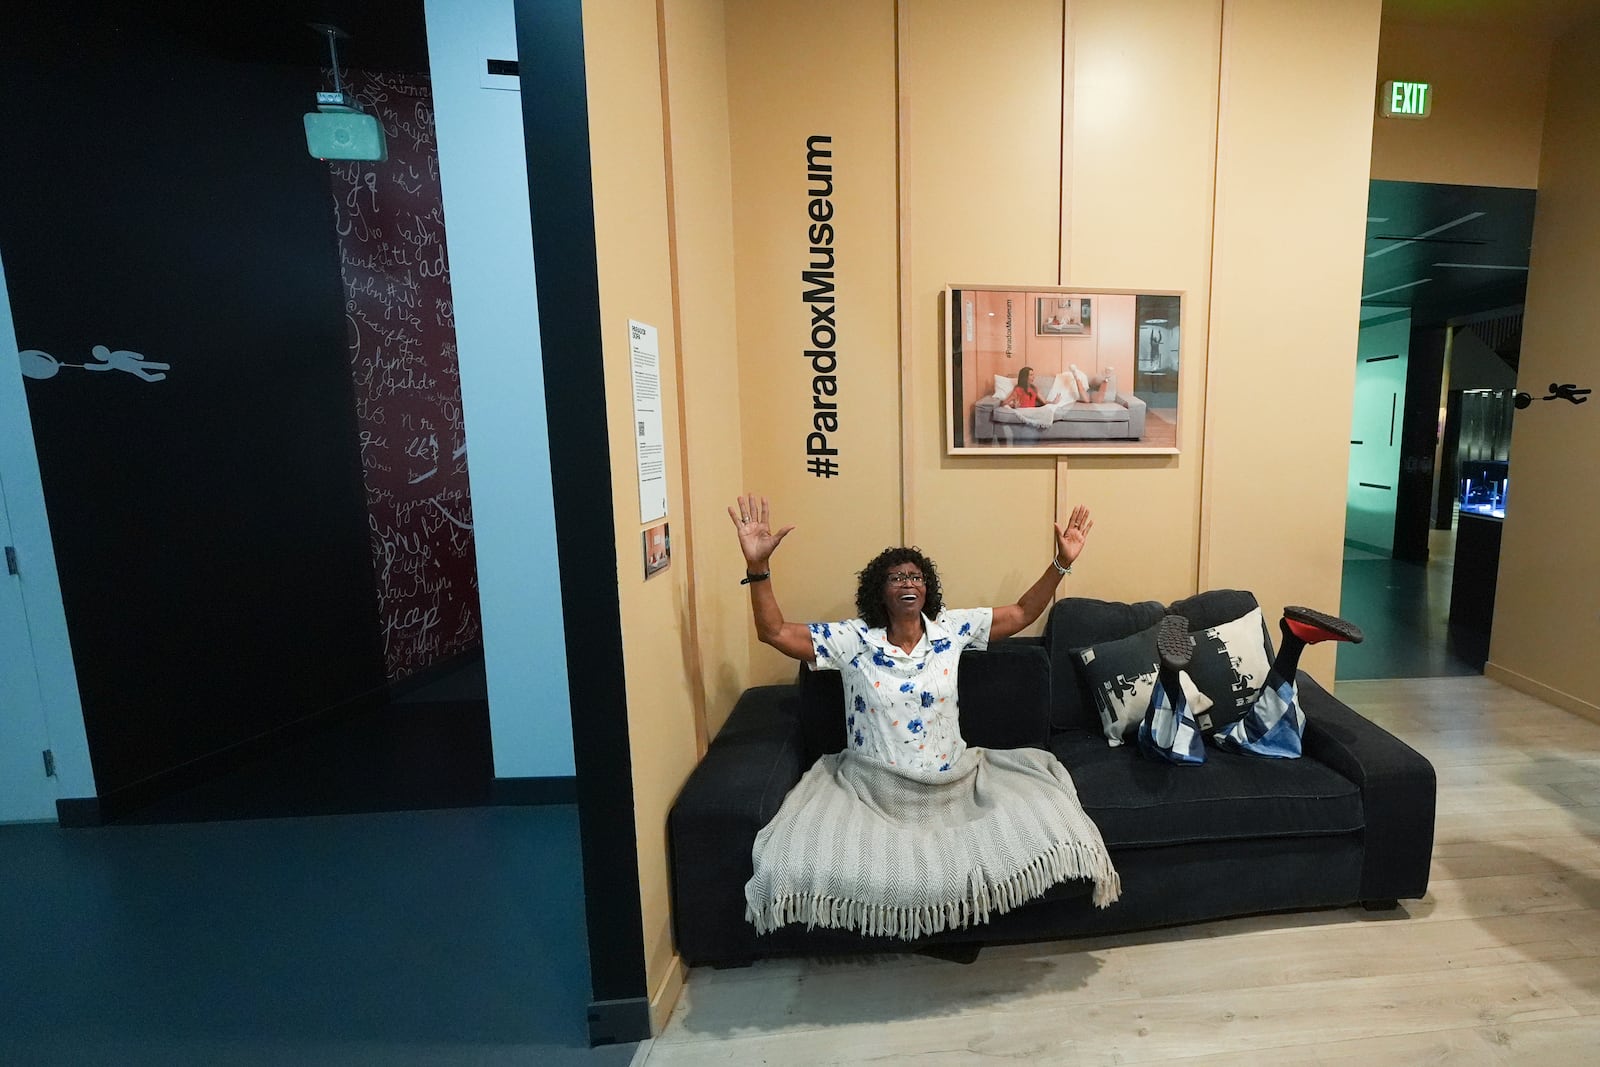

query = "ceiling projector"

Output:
[[305, 91, 387, 162]]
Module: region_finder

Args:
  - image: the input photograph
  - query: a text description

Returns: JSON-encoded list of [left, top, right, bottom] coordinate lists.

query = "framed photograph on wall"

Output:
[[946, 284, 1183, 457], [1036, 296, 1091, 336]]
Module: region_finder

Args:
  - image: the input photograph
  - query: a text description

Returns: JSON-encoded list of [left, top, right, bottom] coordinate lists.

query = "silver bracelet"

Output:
[[1052, 557, 1072, 576]]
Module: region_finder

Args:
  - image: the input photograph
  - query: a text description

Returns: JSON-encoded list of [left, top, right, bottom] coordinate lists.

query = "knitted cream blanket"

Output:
[[745, 746, 1120, 940]]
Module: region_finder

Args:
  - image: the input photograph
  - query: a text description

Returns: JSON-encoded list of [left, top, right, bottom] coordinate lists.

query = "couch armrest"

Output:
[[973, 395, 998, 441], [668, 684, 803, 964], [1121, 392, 1147, 438], [1299, 674, 1436, 902]]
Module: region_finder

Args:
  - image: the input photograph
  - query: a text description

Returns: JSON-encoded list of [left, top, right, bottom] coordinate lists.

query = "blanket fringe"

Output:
[[746, 839, 1122, 940]]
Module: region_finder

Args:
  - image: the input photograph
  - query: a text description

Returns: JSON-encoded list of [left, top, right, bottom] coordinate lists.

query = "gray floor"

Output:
[[0, 805, 636, 1066], [1336, 527, 1480, 681]]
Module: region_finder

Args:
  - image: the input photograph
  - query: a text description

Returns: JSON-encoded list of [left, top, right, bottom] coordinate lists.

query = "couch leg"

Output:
[[1360, 899, 1400, 912]]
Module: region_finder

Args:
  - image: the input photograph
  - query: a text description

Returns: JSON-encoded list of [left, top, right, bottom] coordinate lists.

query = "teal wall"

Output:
[[1345, 312, 1412, 554]]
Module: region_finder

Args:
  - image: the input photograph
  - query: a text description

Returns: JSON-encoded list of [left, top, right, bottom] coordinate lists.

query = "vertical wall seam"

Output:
[[895, 0, 914, 547], [1195, 0, 1230, 594], [654, 0, 710, 759], [1053, 0, 1073, 614]]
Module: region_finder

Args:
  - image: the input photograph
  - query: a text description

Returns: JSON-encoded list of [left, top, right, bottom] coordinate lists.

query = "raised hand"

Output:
[[728, 493, 795, 568], [1054, 504, 1094, 567]]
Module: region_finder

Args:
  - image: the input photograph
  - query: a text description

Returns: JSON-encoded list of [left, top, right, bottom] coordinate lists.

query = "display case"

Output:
[[1458, 459, 1508, 519]]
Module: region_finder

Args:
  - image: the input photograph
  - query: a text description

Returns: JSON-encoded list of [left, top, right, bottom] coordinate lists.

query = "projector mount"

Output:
[[308, 23, 361, 112]]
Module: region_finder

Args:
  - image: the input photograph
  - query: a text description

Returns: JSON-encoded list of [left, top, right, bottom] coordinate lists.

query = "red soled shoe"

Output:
[[1156, 614, 1194, 670], [1282, 606, 1364, 645]]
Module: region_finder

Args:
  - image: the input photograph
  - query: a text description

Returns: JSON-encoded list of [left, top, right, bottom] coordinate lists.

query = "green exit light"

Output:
[[1381, 80, 1432, 119]]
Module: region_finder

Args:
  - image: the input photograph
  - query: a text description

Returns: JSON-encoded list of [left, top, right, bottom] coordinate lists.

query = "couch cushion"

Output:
[[1043, 597, 1167, 733], [797, 644, 1052, 767], [1054, 402, 1128, 423], [1050, 731, 1364, 849]]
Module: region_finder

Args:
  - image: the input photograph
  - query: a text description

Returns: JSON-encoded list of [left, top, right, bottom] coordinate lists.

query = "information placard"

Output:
[[629, 320, 668, 524]]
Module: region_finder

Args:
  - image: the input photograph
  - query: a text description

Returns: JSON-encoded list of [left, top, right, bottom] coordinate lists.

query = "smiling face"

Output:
[[882, 562, 926, 622]]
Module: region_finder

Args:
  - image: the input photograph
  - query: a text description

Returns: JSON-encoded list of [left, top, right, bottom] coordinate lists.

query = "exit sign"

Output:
[[1381, 80, 1432, 119]]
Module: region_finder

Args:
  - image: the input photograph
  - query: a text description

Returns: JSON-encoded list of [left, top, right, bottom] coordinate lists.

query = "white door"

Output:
[[0, 465, 58, 822]]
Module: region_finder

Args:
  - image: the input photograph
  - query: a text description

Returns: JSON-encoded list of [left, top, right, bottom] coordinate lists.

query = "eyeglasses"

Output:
[[886, 573, 926, 586]]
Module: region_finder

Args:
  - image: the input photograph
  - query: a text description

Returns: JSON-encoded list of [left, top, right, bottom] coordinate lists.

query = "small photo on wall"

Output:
[[643, 522, 671, 579], [1036, 296, 1091, 336]]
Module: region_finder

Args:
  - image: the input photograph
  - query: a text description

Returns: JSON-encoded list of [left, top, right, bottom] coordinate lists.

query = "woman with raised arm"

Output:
[[729, 493, 1120, 941]]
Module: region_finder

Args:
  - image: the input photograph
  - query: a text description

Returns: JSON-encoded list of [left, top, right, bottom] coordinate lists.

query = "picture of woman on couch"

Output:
[[727, 492, 1120, 940], [1001, 365, 1044, 408]]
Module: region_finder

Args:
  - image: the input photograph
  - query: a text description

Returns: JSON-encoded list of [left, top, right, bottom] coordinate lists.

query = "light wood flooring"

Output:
[[641, 676, 1600, 1065]]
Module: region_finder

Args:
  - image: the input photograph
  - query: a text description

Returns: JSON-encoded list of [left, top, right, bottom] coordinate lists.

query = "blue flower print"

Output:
[[815, 645, 829, 658], [850, 657, 860, 668], [898, 682, 915, 693], [821, 623, 832, 638], [931, 637, 952, 654], [920, 691, 934, 708], [907, 718, 924, 734], [872, 650, 895, 668], [939, 762, 951, 771], [958, 622, 971, 636], [847, 714, 855, 729], [854, 729, 865, 747], [854, 695, 866, 713], [916, 662, 925, 670]]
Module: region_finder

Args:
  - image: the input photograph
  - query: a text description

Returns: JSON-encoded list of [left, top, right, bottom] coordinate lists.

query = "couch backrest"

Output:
[[1042, 597, 1167, 733], [796, 643, 1052, 768]]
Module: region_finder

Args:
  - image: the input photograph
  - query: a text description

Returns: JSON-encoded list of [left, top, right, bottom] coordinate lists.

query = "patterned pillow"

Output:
[[1185, 607, 1276, 729], [1071, 621, 1161, 746]]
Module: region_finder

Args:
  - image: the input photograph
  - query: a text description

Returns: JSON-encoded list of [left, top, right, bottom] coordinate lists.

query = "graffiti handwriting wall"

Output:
[[328, 69, 481, 680]]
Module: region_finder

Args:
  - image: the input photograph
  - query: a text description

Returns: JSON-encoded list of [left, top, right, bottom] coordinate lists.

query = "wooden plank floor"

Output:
[[643, 676, 1600, 1065]]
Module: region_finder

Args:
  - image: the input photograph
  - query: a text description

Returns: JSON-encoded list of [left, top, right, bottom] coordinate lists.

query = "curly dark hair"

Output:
[[855, 546, 943, 629]]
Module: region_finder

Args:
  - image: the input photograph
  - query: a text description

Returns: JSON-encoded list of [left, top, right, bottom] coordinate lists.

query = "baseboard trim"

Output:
[[491, 775, 577, 805], [55, 796, 104, 828], [1484, 662, 1600, 725], [587, 996, 651, 1046], [648, 954, 688, 1035]]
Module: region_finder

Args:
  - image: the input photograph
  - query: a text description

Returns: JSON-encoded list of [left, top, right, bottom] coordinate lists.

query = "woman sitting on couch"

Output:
[[728, 492, 1120, 939], [1002, 365, 1044, 408]]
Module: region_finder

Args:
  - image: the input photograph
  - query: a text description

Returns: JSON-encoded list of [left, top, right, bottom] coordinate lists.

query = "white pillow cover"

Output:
[[993, 374, 1016, 401]]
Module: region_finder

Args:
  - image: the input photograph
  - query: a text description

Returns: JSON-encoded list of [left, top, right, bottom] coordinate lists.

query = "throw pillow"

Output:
[[993, 374, 1016, 402], [1185, 606, 1276, 728], [1071, 621, 1162, 746]]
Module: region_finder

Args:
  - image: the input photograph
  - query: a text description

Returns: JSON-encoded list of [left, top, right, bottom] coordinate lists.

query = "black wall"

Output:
[[0, 9, 385, 800], [1391, 326, 1448, 563]]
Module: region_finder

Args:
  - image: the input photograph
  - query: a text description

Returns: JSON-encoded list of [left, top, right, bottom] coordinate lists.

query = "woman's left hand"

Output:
[[1054, 505, 1093, 566]]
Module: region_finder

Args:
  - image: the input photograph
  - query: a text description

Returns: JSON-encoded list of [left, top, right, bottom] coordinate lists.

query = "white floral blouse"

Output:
[[807, 608, 993, 773]]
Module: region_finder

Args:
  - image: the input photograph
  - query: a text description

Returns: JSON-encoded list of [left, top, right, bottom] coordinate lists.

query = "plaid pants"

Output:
[[1138, 668, 1304, 764]]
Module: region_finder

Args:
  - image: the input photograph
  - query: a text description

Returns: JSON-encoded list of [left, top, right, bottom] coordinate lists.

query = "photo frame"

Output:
[[946, 285, 1182, 457], [1036, 296, 1090, 336], [642, 521, 671, 579]]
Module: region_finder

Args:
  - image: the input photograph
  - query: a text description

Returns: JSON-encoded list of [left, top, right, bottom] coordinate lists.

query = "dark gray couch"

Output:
[[668, 591, 1436, 967]]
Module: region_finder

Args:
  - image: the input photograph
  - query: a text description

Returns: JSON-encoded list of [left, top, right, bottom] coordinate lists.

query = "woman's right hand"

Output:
[[728, 493, 794, 567]]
